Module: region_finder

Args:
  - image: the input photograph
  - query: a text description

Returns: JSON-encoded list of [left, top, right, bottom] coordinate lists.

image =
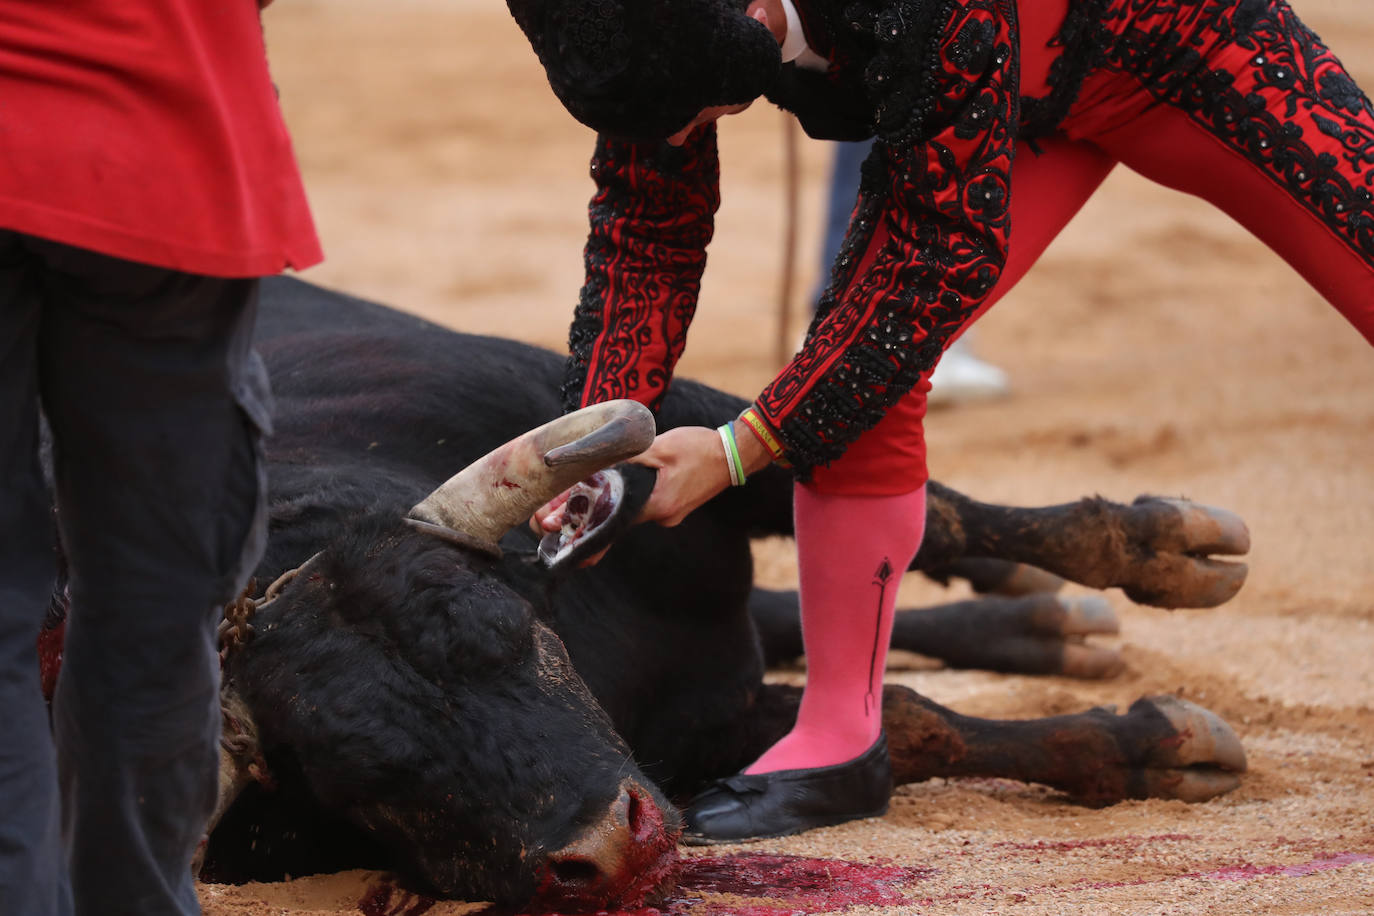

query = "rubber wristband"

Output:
[[716, 425, 741, 486], [717, 423, 746, 486]]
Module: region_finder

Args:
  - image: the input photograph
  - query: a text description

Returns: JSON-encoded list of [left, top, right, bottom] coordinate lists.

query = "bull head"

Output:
[[207, 400, 677, 910]]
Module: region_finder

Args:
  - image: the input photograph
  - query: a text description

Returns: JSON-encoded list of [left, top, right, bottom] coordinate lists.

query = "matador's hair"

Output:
[[507, 0, 782, 140]]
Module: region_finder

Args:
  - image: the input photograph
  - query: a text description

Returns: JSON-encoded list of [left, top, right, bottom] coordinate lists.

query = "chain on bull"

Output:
[[216, 552, 320, 663]]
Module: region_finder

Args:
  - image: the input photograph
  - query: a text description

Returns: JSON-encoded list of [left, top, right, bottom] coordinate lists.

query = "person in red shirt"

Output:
[[511, 0, 1374, 843], [0, 3, 319, 913]]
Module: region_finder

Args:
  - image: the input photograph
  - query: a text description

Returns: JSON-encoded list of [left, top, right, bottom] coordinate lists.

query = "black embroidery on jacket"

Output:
[[563, 132, 719, 413], [759, 0, 1018, 476]]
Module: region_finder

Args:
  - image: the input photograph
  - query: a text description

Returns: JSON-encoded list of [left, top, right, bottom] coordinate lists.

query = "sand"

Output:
[[200, 2, 1374, 913]]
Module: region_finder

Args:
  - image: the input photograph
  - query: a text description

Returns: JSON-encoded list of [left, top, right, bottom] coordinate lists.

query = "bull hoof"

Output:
[[941, 557, 1066, 598], [997, 564, 1068, 597], [1124, 498, 1250, 609], [1144, 695, 1248, 772], [1134, 695, 1246, 803], [1140, 767, 1243, 803], [1053, 595, 1118, 635], [1050, 596, 1124, 679], [907, 594, 1123, 679]]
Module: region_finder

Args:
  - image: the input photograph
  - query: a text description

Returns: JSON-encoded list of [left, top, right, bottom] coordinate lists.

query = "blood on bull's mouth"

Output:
[[538, 470, 626, 570], [526, 780, 681, 913]]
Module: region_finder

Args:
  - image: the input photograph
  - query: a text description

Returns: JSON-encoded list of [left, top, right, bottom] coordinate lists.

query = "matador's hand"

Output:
[[631, 421, 771, 527], [628, 426, 735, 527]]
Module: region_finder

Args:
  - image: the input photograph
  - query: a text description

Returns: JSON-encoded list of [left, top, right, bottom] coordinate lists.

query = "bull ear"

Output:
[[408, 400, 655, 545]]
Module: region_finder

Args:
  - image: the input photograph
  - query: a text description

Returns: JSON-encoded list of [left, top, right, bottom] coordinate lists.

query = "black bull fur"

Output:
[[166, 277, 1247, 909]]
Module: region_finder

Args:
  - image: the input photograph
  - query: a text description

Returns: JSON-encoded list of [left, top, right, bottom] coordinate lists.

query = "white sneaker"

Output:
[[928, 337, 1009, 407]]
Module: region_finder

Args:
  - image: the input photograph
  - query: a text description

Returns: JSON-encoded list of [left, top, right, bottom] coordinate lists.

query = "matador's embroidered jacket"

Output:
[[561, 0, 1374, 480], [562, 0, 1020, 477]]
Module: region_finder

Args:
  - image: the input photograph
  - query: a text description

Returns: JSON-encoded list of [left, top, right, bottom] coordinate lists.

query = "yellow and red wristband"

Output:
[[737, 406, 791, 469]]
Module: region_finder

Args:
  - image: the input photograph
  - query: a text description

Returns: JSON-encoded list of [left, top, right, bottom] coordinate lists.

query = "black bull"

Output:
[[149, 277, 1247, 910]]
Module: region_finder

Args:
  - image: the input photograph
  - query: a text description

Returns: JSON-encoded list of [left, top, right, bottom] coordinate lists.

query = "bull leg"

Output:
[[919, 556, 1066, 597], [889, 593, 1123, 679], [749, 587, 1123, 679], [748, 588, 806, 667], [916, 482, 1250, 608], [739, 683, 1244, 804], [880, 684, 1245, 804]]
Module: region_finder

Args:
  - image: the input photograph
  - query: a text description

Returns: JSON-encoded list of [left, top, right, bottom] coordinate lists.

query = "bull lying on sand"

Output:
[[44, 276, 1251, 911]]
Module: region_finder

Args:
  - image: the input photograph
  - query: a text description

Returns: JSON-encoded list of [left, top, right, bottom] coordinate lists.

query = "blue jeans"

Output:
[[0, 233, 270, 916], [815, 139, 875, 306]]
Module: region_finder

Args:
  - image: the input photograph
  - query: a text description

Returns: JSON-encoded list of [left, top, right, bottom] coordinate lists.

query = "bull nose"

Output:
[[533, 780, 680, 911]]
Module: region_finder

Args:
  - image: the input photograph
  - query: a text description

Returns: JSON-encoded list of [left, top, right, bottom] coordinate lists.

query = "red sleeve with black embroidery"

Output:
[[561, 128, 721, 414], [754, 0, 1018, 476]]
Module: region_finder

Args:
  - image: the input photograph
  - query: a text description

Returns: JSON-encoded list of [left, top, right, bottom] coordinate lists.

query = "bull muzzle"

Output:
[[529, 779, 681, 912]]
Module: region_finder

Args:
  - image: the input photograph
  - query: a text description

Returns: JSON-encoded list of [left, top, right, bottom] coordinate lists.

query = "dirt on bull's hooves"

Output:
[[198, 1, 1374, 914]]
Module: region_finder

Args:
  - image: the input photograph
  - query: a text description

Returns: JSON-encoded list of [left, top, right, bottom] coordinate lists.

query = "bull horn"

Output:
[[408, 399, 656, 544]]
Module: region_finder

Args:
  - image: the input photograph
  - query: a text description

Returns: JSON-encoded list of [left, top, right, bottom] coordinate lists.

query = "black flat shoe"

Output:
[[681, 733, 893, 845]]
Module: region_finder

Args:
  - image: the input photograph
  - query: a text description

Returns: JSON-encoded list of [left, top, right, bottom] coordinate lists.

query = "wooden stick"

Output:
[[776, 115, 800, 367]]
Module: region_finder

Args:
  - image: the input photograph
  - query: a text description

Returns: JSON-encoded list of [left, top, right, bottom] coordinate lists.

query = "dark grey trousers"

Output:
[[0, 232, 271, 916]]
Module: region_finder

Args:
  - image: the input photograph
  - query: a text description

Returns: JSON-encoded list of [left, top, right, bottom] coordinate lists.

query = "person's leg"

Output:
[[1066, 0, 1374, 343], [759, 132, 1118, 760], [0, 234, 71, 916], [932, 136, 1116, 403], [960, 136, 1120, 333], [752, 135, 1119, 759], [684, 137, 1122, 841], [744, 483, 927, 773], [796, 134, 1118, 497], [34, 238, 269, 916]]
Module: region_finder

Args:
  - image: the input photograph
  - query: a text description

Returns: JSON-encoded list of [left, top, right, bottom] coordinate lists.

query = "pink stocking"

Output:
[[746, 482, 927, 774]]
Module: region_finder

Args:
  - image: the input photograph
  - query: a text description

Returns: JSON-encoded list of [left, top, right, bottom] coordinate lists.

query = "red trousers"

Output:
[[811, 0, 1374, 494]]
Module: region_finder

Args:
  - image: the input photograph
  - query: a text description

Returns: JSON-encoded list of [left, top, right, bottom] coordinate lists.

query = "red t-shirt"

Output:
[[0, 1, 321, 277]]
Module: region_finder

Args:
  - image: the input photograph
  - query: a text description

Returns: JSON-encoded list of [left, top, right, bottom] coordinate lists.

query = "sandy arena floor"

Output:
[[201, 2, 1373, 913]]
